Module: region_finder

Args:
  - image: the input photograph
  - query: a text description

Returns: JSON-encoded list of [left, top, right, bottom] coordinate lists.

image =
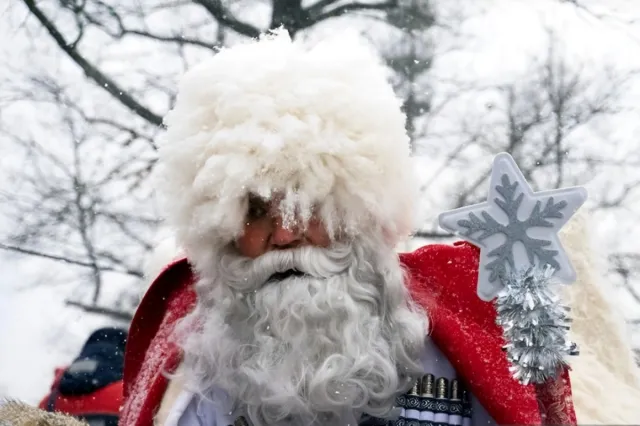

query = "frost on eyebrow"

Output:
[[278, 189, 314, 230], [244, 188, 337, 237]]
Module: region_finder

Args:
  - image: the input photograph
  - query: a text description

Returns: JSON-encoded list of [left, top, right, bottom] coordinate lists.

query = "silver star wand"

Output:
[[438, 153, 588, 385]]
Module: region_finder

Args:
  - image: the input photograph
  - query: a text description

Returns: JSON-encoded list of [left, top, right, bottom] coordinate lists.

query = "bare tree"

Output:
[[384, 0, 435, 149], [381, 0, 474, 241], [431, 34, 635, 206], [559, 0, 640, 25], [416, 33, 640, 332], [0, 75, 158, 321], [18, 0, 400, 129]]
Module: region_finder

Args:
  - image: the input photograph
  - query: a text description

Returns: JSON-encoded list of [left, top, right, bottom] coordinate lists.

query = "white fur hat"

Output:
[[156, 29, 417, 254]]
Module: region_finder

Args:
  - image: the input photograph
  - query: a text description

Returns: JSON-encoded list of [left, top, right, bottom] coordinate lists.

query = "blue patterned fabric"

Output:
[[176, 338, 495, 426], [358, 385, 473, 426]]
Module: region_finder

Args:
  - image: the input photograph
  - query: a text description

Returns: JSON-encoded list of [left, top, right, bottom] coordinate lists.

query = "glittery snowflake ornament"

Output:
[[438, 153, 587, 301], [438, 152, 588, 384]]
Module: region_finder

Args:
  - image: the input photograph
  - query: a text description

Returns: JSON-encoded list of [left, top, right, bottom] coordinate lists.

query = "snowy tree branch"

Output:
[[120, 29, 218, 49], [412, 230, 451, 239], [66, 300, 134, 322], [308, 0, 397, 24], [193, 0, 261, 37], [306, 0, 339, 16], [21, 0, 164, 126], [0, 243, 143, 278]]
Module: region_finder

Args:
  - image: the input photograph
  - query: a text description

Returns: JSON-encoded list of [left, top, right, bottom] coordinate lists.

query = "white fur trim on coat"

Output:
[[559, 212, 640, 424], [155, 29, 417, 257]]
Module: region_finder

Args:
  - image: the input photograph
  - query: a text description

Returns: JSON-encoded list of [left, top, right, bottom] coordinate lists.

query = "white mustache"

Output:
[[218, 244, 354, 292]]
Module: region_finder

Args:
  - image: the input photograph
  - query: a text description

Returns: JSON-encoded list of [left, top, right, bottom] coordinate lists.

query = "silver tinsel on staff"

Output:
[[495, 265, 579, 385]]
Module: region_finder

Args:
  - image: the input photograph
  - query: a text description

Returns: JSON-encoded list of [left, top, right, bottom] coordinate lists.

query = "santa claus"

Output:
[[117, 30, 640, 426]]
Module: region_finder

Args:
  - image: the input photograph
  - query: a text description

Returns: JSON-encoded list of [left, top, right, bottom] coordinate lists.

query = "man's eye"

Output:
[[247, 199, 268, 219]]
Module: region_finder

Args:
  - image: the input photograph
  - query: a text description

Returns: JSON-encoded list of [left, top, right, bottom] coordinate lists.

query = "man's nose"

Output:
[[271, 216, 302, 249]]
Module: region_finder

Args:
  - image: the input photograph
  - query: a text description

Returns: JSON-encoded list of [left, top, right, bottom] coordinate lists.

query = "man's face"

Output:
[[235, 194, 332, 258], [178, 194, 427, 425]]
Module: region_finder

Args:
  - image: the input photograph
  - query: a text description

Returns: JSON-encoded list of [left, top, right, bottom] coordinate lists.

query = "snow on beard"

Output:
[[176, 239, 427, 426]]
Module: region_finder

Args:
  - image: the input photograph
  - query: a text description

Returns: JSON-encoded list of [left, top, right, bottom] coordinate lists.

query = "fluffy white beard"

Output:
[[176, 239, 427, 426]]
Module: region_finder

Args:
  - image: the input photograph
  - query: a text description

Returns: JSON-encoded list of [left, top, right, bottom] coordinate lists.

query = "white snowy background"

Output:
[[1, 0, 639, 403]]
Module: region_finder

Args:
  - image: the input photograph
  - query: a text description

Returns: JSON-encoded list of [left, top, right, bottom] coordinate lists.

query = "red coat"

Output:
[[120, 242, 577, 426]]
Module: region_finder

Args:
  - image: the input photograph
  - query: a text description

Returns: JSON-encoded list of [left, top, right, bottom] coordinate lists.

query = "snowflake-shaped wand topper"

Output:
[[438, 152, 588, 301]]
